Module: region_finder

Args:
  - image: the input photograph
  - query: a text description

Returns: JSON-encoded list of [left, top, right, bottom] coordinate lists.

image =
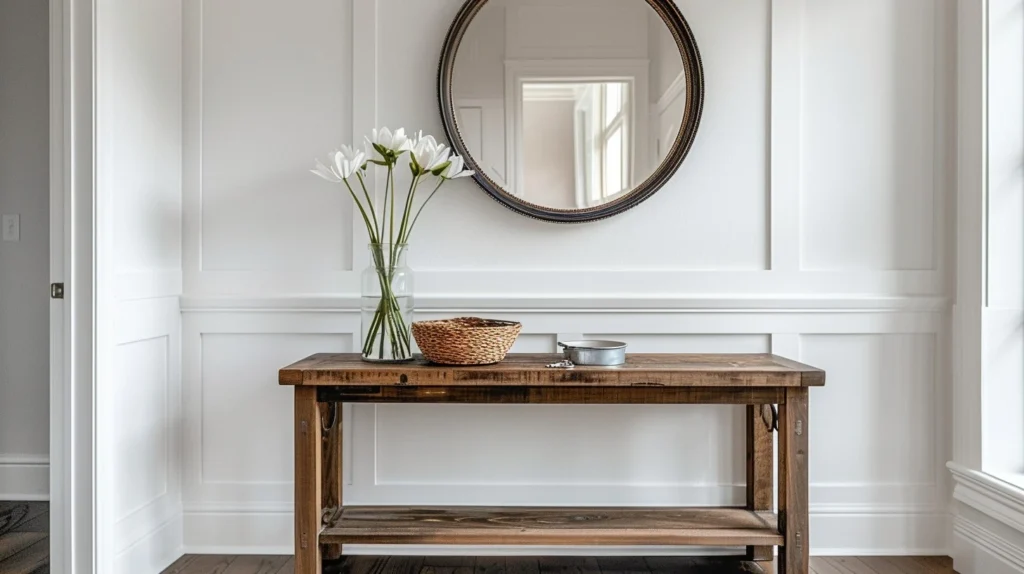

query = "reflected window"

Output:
[[599, 82, 629, 199], [518, 80, 633, 209]]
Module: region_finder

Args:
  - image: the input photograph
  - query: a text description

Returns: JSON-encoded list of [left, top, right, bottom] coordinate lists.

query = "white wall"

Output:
[[95, 0, 184, 571], [0, 0, 51, 501], [180, 0, 955, 557]]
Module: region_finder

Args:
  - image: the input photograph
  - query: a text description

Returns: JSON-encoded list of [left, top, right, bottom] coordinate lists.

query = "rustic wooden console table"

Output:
[[279, 353, 825, 574]]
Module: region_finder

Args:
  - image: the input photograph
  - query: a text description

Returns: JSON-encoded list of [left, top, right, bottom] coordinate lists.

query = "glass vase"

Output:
[[361, 243, 414, 362]]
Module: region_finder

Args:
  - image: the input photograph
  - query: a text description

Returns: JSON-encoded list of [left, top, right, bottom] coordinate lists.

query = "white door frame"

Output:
[[50, 0, 96, 572]]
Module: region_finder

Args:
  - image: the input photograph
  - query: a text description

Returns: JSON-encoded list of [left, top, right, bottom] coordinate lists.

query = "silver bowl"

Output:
[[557, 340, 627, 366]]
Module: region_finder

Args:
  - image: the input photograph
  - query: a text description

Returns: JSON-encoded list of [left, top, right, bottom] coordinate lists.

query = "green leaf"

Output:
[[431, 161, 451, 176], [369, 159, 388, 166], [373, 143, 389, 157]]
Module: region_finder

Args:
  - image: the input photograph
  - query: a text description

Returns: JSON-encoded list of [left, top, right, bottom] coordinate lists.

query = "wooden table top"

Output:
[[279, 353, 825, 388]]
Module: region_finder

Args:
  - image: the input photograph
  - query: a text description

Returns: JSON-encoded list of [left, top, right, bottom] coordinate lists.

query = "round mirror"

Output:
[[439, 0, 703, 223]]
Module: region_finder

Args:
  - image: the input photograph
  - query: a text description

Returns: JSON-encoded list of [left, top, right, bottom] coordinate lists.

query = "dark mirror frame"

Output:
[[438, 0, 705, 223]]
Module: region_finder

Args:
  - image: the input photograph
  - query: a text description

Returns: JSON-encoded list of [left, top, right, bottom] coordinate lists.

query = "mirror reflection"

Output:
[[450, 0, 688, 211]]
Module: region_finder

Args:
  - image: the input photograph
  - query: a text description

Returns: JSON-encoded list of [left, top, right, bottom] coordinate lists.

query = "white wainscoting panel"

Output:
[[199, 333, 353, 485], [187, 0, 353, 282], [802, 334, 938, 489], [110, 297, 183, 574], [800, 0, 943, 272], [113, 337, 170, 519], [182, 304, 950, 555]]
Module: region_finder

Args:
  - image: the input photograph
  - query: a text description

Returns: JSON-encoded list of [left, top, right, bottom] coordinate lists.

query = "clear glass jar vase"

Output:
[[361, 243, 414, 362]]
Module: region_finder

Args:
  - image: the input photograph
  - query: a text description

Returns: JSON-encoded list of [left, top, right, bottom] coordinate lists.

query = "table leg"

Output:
[[295, 387, 323, 574], [322, 402, 344, 560], [778, 388, 809, 574], [746, 405, 774, 561]]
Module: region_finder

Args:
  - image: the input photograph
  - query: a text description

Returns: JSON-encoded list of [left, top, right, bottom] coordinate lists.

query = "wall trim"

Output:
[[112, 511, 183, 574], [950, 462, 1024, 535], [180, 295, 951, 313], [954, 514, 1024, 573], [116, 270, 184, 301], [0, 455, 49, 501]]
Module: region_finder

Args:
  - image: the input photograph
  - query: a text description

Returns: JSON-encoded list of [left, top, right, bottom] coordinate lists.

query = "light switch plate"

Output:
[[2, 214, 20, 242]]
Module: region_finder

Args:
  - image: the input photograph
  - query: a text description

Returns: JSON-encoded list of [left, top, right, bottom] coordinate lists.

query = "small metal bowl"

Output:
[[557, 340, 627, 366]]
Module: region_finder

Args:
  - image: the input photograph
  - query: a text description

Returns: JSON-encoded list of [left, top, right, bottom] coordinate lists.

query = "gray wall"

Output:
[[0, 0, 50, 499]]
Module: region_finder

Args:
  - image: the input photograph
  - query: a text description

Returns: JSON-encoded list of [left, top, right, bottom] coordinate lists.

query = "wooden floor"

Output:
[[0, 501, 49, 574], [161, 555, 955, 574]]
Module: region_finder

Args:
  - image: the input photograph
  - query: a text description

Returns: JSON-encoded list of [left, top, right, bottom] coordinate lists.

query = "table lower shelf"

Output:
[[320, 506, 782, 547]]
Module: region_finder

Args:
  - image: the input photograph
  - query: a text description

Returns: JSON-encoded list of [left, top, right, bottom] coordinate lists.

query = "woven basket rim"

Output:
[[412, 317, 521, 330]]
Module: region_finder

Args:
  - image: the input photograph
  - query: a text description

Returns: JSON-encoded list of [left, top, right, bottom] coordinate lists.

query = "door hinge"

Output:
[[50, 283, 64, 299]]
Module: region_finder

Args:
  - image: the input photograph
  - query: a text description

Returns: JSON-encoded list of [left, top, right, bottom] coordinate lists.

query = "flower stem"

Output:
[[343, 179, 378, 244], [397, 174, 421, 246], [405, 178, 446, 242], [388, 166, 395, 248], [355, 171, 380, 240], [362, 243, 411, 360]]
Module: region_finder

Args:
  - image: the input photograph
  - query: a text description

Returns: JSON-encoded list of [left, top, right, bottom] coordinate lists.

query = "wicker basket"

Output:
[[412, 317, 522, 365]]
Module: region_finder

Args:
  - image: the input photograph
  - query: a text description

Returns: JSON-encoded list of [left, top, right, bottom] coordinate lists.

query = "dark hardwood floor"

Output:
[[0, 501, 49, 574], [0, 502, 956, 574], [161, 555, 956, 574]]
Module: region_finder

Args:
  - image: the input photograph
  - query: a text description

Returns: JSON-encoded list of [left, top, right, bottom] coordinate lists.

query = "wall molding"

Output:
[[950, 462, 1024, 535], [180, 295, 951, 314], [181, 305, 949, 553], [113, 511, 183, 574], [954, 514, 1024, 574], [0, 455, 49, 501], [116, 270, 184, 301]]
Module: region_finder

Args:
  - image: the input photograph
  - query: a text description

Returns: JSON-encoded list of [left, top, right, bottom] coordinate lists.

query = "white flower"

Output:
[[441, 154, 475, 179], [410, 132, 451, 174], [311, 158, 342, 183], [334, 145, 366, 179], [364, 127, 412, 162], [310, 145, 365, 182]]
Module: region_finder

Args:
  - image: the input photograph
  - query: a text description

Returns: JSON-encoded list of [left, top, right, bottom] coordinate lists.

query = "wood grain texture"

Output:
[[222, 555, 293, 574], [322, 403, 344, 560], [779, 388, 809, 574], [0, 502, 49, 573], [320, 507, 782, 546], [0, 536, 48, 574], [158, 556, 956, 574], [0, 502, 48, 536], [287, 355, 824, 568], [316, 385, 786, 405], [280, 354, 825, 388], [746, 405, 774, 562], [294, 386, 323, 574]]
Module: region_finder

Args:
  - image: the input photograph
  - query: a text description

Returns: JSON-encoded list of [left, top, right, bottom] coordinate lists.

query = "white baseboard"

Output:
[[113, 512, 183, 574], [182, 507, 949, 556], [0, 456, 48, 501]]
